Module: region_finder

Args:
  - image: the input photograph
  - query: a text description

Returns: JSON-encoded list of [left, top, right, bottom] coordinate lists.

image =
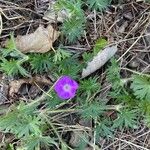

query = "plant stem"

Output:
[[40, 113, 73, 150], [42, 104, 123, 115], [121, 68, 150, 78]]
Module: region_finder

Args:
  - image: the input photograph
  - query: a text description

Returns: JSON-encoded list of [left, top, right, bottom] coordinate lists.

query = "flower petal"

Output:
[[54, 83, 63, 93], [72, 80, 79, 89], [54, 75, 79, 100], [58, 92, 72, 100]]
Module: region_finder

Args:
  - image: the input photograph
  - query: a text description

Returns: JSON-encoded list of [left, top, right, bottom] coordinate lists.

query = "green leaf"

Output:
[[81, 102, 106, 119], [0, 58, 29, 76], [55, 0, 83, 17], [93, 38, 108, 55], [95, 119, 113, 138], [61, 143, 68, 150], [16, 116, 42, 138], [139, 100, 150, 115], [113, 109, 138, 129], [62, 17, 85, 43], [45, 92, 63, 109], [29, 53, 52, 74], [53, 49, 71, 62], [0, 102, 40, 138], [82, 52, 93, 62], [79, 77, 100, 96], [5, 33, 16, 49], [74, 135, 88, 150], [82, 38, 108, 63], [57, 56, 81, 78], [1, 34, 20, 57], [23, 135, 57, 150], [56, 0, 86, 43], [146, 0, 150, 3], [131, 75, 150, 100], [107, 58, 124, 91], [144, 113, 150, 127], [87, 0, 111, 11]]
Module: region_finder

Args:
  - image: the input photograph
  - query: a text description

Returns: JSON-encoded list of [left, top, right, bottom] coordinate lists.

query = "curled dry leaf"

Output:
[[79, 118, 92, 128], [69, 131, 89, 148], [82, 45, 118, 78], [118, 21, 128, 33], [9, 79, 25, 97], [9, 76, 52, 97], [43, 1, 70, 23], [15, 25, 60, 53]]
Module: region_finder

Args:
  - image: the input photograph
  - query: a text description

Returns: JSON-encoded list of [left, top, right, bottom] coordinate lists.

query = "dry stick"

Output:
[[0, 6, 24, 35], [102, 140, 119, 150], [93, 117, 97, 150], [53, 123, 91, 131], [0, 0, 19, 6], [115, 138, 150, 150], [119, 129, 150, 150], [103, 32, 150, 49], [84, 30, 91, 48], [141, 64, 150, 73], [94, 9, 97, 39], [0, 12, 2, 35], [121, 68, 150, 78], [123, 13, 147, 40], [41, 113, 74, 150], [33, 80, 74, 150], [118, 35, 144, 61], [0, 5, 43, 17], [0, 8, 23, 20], [106, 19, 120, 34], [67, 22, 150, 49], [117, 14, 150, 62]]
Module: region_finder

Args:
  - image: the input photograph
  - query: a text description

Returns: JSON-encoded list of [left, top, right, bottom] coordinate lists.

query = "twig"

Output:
[[115, 138, 150, 150]]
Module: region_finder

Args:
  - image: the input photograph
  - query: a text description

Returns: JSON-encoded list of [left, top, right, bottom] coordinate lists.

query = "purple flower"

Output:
[[54, 76, 79, 100]]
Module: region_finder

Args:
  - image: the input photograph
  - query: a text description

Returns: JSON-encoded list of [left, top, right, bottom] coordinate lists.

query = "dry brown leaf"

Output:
[[82, 45, 118, 78], [15, 25, 60, 53], [9, 79, 25, 97], [118, 21, 128, 33], [9, 76, 52, 97], [43, 1, 70, 23], [69, 131, 89, 148]]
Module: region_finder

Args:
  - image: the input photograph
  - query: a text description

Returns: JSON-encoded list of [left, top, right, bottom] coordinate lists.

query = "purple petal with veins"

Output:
[[54, 76, 79, 100]]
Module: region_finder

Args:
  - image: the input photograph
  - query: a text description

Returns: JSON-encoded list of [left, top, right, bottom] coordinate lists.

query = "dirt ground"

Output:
[[0, 0, 150, 150]]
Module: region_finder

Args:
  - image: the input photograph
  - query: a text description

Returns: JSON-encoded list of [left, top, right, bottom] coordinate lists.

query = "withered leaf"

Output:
[[15, 25, 60, 53], [9, 76, 52, 97], [43, 1, 70, 23]]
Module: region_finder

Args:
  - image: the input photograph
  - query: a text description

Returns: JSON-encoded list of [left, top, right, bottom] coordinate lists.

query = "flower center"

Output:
[[63, 84, 71, 92]]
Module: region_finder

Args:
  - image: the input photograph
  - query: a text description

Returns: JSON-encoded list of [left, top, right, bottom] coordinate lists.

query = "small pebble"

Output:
[[128, 60, 139, 68], [123, 12, 133, 20]]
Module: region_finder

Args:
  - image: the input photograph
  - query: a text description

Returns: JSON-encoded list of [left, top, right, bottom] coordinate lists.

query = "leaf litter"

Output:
[[43, 1, 70, 23], [14, 24, 60, 53], [0, 0, 150, 150], [9, 76, 52, 99]]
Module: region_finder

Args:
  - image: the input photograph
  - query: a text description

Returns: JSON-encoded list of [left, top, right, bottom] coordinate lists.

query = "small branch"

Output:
[[121, 68, 150, 78]]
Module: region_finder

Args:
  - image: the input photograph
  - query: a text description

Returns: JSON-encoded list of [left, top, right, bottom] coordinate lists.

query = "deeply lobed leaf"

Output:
[[87, 0, 112, 11], [131, 75, 150, 100]]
